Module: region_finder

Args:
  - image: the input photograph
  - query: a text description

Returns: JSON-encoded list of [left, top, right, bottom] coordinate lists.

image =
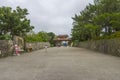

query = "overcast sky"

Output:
[[0, 0, 94, 35]]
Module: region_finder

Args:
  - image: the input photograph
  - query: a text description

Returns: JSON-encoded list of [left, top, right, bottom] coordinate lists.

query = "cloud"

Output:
[[0, 0, 94, 35], [7, 0, 27, 3]]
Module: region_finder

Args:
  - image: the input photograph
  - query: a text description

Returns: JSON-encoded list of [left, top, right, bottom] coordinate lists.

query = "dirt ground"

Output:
[[0, 47, 120, 80]]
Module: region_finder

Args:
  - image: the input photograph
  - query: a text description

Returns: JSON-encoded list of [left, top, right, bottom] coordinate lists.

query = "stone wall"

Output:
[[78, 38, 120, 56], [0, 40, 13, 57], [26, 42, 50, 51], [0, 40, 50, 57]]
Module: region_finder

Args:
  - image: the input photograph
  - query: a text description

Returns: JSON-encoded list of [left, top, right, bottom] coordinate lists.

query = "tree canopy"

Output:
[[71, 0, 120, 41], [25, 31, 55, 45], [0, 6, 34, 40]]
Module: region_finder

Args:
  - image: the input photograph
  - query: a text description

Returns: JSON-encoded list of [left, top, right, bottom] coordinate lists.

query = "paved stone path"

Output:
[[0, 47, 120, 80]]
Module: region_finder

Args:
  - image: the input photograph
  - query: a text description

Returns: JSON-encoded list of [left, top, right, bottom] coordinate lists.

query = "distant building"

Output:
[[54, 34, 71, 47]]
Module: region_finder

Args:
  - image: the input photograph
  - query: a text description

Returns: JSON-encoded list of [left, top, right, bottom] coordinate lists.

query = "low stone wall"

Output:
[[78, 38, 120, 56], [26, 42, 50, 51], [0, 40, 13, 57], [0, 40, 50, 58]]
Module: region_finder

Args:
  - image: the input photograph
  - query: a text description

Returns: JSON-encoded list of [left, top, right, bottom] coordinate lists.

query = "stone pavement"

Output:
[[0, 47, 120, 80]]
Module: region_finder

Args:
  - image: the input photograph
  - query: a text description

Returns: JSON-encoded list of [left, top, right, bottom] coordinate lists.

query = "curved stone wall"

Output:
[[78, 38, 120, 56]]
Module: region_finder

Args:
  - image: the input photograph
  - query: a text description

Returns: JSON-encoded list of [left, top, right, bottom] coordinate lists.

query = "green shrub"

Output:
[[0, 35, 11, 40], [110, 31, 120, 38]]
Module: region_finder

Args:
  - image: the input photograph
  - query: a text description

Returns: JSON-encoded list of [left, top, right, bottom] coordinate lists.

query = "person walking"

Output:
[[44, 45, 48, 53]]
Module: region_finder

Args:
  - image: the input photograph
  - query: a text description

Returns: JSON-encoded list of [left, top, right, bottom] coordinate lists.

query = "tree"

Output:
[[47, 32, 55, 46], [25, 31, 56, 43], [38, 31, 49, 42], [71, 0, 120, 41], [0, 6, 34, 40]]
